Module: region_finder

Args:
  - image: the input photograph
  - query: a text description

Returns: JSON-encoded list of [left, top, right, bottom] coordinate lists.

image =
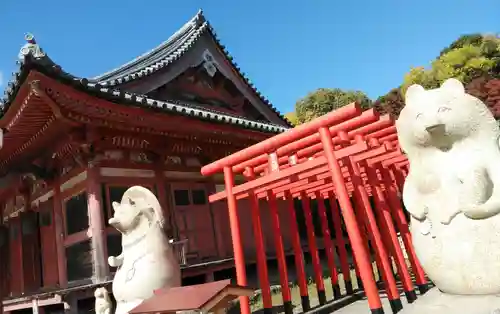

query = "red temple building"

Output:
[[0, 10, 294, 314]]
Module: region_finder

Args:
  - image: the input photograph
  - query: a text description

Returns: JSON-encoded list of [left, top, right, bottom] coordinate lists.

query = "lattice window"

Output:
[[65, 239, 93, 282], [192, 189, 207, 205], [174, 190, 190, 206]]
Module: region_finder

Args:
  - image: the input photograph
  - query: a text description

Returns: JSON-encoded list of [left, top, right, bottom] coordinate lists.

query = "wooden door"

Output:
[[8, 217, 22, 296], [170, 182, 217, 262], [21, 210, 42, 293], [38, 197, 59, 288]]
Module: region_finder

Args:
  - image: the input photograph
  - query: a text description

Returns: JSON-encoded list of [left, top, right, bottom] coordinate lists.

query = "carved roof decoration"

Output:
[[1, 29, 290, 134]]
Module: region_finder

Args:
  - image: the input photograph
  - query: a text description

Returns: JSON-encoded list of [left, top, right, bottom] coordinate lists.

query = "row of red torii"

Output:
[[201, 103, 428, 314]]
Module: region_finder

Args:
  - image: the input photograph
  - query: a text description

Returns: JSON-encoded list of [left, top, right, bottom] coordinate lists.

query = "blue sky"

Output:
[[0, 0, 498, 114]]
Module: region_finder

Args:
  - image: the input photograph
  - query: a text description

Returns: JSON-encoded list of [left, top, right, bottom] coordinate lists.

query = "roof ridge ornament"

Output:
[[18, 33, 46, 60], [194, 8, 206, 25]]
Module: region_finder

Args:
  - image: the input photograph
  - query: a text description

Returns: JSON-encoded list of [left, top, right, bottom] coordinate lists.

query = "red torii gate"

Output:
[[201, 103, 428, 314]]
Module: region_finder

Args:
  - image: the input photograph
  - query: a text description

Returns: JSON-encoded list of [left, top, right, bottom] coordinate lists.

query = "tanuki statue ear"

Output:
[[440, 78, 465, 94], [405, 84, 425, 103]]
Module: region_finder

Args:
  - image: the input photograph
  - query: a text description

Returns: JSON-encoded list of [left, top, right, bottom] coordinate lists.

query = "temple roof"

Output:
[[0, 11, 292, 133], [92, 10, 209, 85]]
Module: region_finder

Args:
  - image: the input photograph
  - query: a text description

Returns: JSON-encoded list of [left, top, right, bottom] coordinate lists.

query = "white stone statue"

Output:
[[396, 78, 500, 295], [95, 287, 112, 314], [97, 186, 181, 314]]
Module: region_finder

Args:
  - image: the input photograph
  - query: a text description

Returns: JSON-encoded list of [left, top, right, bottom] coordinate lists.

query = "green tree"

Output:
[[295, 88, 372, 124], [402, 67, 439, 94], [284, 112, 298, 126], [433, 44, 497, 81], [373, 87, 405, 117], [439, 34, 483, 56], [376, 34, 500, 118], [401, 35, 500, 96]]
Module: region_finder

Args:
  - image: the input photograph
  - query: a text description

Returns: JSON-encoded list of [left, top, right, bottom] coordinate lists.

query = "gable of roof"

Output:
[[89, 10, 292, 127]]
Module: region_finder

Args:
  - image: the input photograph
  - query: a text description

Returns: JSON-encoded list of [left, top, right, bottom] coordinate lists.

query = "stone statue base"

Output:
[[400, 288, 500, 314]]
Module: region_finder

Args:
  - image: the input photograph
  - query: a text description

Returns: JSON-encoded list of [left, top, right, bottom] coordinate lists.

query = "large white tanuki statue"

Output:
[[98, 186, 181, 314], [396, 78, 500, 295]]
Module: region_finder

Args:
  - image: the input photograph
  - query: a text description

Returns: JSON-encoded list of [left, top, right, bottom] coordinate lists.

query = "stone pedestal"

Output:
[[400, 288, 500, 314]]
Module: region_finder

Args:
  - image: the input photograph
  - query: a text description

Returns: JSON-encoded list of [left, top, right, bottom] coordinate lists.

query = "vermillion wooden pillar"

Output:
[[316, 192, 341, 299], [267, 191, 292, 313], [327, 192, 354, 294], [319, 127, 384, 314], [52, 180, 67, 287], [284, 192, 310, 311], [222, 167, 249, 314], [245, 169, 273, 314], [343, 132, 401, 312], [266, 153, 292, 314], [365, 163, 416, 304], [87, 164, 108, 282], [300, 192, 327, 304], [384, 166, 428, 294], [285, 155, 310, 311]]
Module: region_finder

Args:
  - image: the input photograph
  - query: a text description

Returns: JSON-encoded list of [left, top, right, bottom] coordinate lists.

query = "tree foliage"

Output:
[[373, 88, 405, 117], [372, 33, 500, 118], [402, 36, 500, 95], [439, 34, 484, 57], [294, 88, 372, 124], [284, 112, 298, 126], [287, 34, 500, 122], [466, 76, 500, 111]]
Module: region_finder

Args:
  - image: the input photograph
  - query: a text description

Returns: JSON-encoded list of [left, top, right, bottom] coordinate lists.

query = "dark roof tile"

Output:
[[1, 51, 288, 134]]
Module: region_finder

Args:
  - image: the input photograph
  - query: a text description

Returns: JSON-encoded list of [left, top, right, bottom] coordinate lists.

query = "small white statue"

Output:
[[397, 78, 500, 295], [95, 287, 112, 314], [106, 186, 181, 314]]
